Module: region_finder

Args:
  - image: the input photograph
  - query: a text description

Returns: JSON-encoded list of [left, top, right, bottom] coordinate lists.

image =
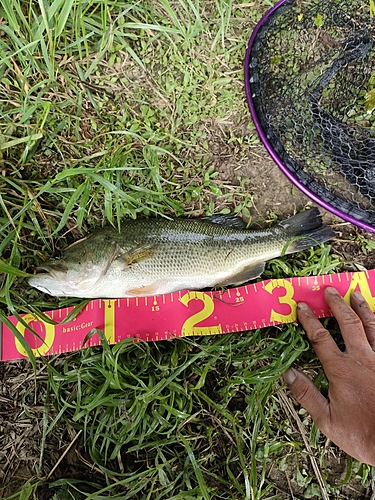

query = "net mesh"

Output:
[[247, 0, 375, 228]]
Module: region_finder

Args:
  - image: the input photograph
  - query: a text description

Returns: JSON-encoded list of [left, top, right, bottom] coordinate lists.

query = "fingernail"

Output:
[[325, 287, 339, 295], [297, 302, 309, 311], [283, 368, 297, 385], [352, 291, 364, 301]]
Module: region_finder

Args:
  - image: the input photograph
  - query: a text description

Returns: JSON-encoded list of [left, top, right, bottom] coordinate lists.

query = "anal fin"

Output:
[[220, 262, 265, 286]]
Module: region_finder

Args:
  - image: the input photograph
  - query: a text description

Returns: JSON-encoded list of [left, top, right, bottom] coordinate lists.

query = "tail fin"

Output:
[[279, 208, 336, 254]]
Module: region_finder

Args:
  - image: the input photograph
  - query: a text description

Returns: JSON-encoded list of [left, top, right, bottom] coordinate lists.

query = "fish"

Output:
[[28, 208, 335, 298]]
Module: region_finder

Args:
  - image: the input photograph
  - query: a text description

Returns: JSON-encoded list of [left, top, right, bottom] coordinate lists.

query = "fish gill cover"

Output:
[[245, 0, 375, 232]]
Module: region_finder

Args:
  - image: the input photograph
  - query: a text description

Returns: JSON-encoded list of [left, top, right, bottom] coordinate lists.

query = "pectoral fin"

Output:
[[221, 262, 265, 286], [117, 244, 156, 267]]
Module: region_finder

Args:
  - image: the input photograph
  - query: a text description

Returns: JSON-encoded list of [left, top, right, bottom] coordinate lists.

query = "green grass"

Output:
[[1, 0, 374, 499], [48, 326, 308, 493]]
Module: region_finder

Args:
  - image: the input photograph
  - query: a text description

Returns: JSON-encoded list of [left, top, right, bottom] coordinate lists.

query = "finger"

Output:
[[297, 301, 342, 367], [325, 287, 369, 353], [283, 368, 330, 432], [350, 291, 375, 351]]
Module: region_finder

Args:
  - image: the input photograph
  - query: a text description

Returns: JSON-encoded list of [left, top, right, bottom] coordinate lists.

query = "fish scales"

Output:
[[28, 209, 335, 298], [100, 220, 284, 291]]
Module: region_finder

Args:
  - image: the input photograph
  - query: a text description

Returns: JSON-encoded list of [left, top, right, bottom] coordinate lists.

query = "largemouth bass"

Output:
[[29, 208, 335, 298]]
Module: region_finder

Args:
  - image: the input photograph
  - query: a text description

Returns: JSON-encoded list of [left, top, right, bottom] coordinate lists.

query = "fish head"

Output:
[[28, 232, 121, 297]]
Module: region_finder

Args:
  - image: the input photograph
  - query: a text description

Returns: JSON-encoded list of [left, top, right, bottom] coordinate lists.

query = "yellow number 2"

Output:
[[180, 292, 223, 337]]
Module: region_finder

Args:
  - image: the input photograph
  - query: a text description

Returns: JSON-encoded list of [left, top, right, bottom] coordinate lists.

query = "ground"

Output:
[[1, 1, 375, 499], [2, 139, 375, 499]]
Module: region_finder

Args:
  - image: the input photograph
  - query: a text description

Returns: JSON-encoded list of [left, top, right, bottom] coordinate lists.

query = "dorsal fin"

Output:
[[203, 213, 247, 230], [278, 208, 322, 235]]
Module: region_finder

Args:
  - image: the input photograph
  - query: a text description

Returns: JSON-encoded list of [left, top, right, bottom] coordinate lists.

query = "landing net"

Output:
[[245, 0, 375, 232]]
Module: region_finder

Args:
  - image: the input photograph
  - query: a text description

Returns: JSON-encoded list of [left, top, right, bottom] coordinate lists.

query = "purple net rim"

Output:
[[244, 0, 375, 233]]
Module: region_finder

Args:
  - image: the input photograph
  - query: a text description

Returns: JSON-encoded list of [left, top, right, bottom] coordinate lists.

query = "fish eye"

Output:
[[52, 250, 63, 260]]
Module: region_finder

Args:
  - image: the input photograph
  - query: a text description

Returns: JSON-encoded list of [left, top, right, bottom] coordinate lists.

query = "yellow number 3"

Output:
[[264, 279, 297, 323], [180, 292, 223, 337]]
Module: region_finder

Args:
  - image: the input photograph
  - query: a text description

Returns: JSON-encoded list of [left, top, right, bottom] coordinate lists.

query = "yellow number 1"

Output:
[[102, 300, 116, 344]]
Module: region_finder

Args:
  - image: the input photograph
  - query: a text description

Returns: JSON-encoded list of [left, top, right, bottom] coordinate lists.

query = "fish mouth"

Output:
[[34, 263, 68, 278]]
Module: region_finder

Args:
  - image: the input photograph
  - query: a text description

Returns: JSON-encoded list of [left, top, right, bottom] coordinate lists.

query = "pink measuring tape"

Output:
[[1, 270, 374, 361]]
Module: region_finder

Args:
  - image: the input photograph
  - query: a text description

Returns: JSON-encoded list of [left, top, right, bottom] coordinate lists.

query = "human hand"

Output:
[[283, 287, 375, 466]]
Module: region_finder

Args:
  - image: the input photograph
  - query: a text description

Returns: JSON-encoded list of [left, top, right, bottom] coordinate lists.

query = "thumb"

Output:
[[283, 368, 330, 430]]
